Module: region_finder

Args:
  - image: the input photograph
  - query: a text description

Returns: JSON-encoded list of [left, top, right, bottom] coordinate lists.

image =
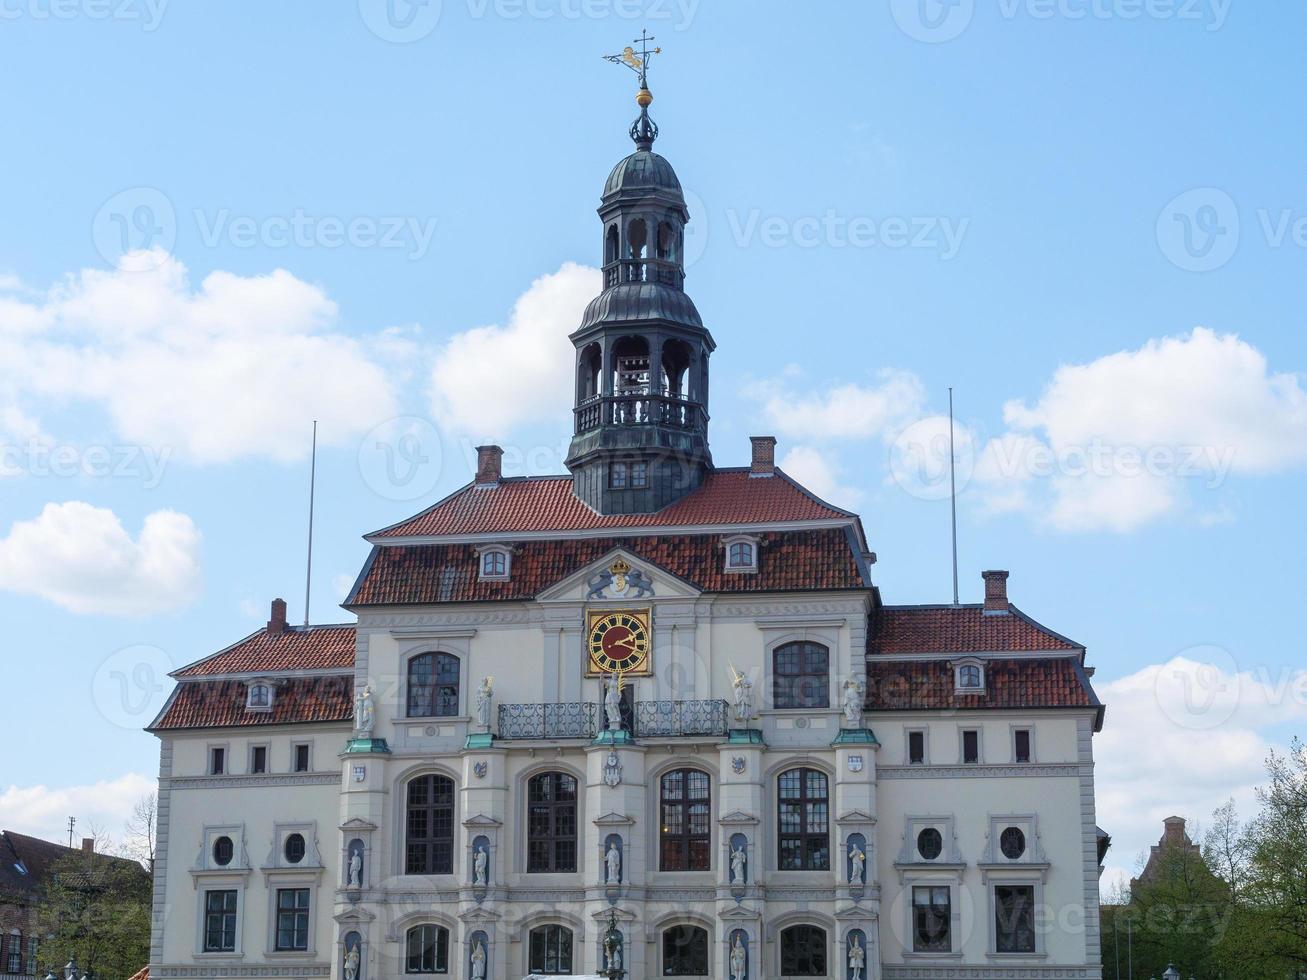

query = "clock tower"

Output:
[[565, 59, 715, 515]]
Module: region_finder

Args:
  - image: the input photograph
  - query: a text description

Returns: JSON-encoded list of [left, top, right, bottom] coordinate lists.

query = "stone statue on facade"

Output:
[[730, 843, 747, 885], [605, 840, 622, 884], [848, 934, 865, 980], [347, 847, 363, 889], [474, 845, 488, 886], [343, 943, 360, 980], [470, 939, 486, 980], [475, 676, 494, 730], [848, 841, 865, 886], [354, 684, 374, 736], [729, 663, 753, 724], [729, 934, 747, 980], [842, 678, 864, 727], [604, 671, 623, 731]]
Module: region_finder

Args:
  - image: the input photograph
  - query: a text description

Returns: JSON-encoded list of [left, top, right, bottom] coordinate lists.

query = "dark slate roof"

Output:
[[370, 469, 852, 540], [869, 604, 1082, 654], [174, 623, 356, 678], [579, 282, 703, 330], [0, 831, 145, 901], [349, 528, 867, 606], [150, 676, 354, 731], [865, 657, 1100, 714], [603, 150, 683, 198]]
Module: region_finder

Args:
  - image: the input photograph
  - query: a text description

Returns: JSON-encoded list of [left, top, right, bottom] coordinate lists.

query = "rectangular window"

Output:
[[202, 890, 238, 952], [962, 729, 980, 764], [908, 730, 926, 765], [995, 885, 1036, 953], [912, 885, 951, 952], [209, 747, 225, 776], [630, 461, 648, 488], [274, 888, 310, 951], [293, 744, 311, 773], [609, 462, 629, 489], [1014, 728, 1032, 763], [6, 935, 23, 973], [26, 937, 38, 975], [250, 745, 268, 774]]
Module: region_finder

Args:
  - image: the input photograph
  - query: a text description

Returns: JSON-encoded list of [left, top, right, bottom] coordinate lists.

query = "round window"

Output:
[[1000, 827, 1027, 860], [916, 827, 943, 861], [284, 833, 306, 864], [212, 835, 233, 867]]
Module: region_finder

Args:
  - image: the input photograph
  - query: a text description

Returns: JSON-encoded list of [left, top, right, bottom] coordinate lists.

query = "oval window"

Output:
[[1000, 826, 1026, 860], [916, 827, 943, 861], [284, 832, 306, 864], [212, 835, 234, 867]]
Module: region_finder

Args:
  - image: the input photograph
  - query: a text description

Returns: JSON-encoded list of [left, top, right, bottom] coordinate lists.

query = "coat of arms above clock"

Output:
[[586, 557, 655, 600]]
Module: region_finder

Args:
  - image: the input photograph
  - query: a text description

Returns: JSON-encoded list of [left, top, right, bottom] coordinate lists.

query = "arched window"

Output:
[[777, 768, 829, 870], [772, 641, 829, 709], [405, 924, 449, 974], [656, 220, 677, 260], [659, 769, 711, 871], [627, 218, 648, 259], [661, 925, 709, 976], [528, 925, 574, 975], [7, 932, 24, 975], [407, 652, 460, 717], [246, 682, 271, 709], [605, 224, 619, 264], [779, 925, 827, 976], [958, 664, 983, 689], [405, 774, 455, 875], [527, 772, 577, 873]]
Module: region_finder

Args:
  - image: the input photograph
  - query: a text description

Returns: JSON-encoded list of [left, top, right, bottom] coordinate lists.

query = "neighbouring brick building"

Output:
[[146, 71, 1108, 980]]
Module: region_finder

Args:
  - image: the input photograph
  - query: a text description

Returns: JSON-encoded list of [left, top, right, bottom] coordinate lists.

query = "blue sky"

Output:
[[1, 0, 1303, 889]]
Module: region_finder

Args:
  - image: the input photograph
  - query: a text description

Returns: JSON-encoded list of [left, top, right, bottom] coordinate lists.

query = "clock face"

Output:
[[587, 610, 652, 675]]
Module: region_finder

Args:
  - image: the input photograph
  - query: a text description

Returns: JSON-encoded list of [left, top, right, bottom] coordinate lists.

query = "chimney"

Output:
[[267, 597, 288, 633], [81, 837, 94, 855], [982, 570, 1010, 614], [749, 436, 777, 477], [475, 445, 503, 486]]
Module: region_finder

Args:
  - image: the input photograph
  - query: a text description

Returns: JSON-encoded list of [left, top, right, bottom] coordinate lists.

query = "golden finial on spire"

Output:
[[603, 30, 662, 148]]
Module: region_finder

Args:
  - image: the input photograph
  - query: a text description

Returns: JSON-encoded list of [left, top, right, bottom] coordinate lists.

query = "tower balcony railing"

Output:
[[495, 699, 729, 740], [603, 257, 684, 289], [574, 392, 707, 435]]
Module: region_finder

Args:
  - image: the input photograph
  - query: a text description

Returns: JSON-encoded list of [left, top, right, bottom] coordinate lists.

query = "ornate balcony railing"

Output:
[[635, 699, 730, 738], [497, 702, 597, 740], [573, 393, 707, 435], [495, 699, 730, 740], [603, 258, 684, 289]]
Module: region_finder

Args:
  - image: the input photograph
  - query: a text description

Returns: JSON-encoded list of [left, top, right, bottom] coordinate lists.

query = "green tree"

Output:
[[35, 848, 150, 980]]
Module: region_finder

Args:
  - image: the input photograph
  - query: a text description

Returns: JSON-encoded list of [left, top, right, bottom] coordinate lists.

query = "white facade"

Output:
[[150, 551, 1104, 980]]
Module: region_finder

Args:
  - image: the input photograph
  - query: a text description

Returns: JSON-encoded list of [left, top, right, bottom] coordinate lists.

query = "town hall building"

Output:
[[147, 64, 1108, 980]]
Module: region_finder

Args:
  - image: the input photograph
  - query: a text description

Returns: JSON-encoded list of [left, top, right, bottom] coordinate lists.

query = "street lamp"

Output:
[[1162, 966, 1181, 980], [603, 909, 625, 980]]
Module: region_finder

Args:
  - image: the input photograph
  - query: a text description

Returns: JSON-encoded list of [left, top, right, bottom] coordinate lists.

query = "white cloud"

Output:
[[0, 250, 400, 464], [1094, 653, 1307, 893], [430, 263, 600, 438], [0, 501, 201, 615], [974, 328, 1307, 532], [746, 368, 927, 442], [0, 772, 155, 845], [779, 446, 864, 508]]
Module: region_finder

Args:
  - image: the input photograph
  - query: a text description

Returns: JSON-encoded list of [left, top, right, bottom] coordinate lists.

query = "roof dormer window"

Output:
[[953, 658, 985, 694], [246, 681, 274, 712], [477, 545, 511, 581], [723, 534, 759, 574]]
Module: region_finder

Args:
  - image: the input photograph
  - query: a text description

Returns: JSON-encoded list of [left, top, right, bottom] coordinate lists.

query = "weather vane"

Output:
[[603, 30, 662, 149]]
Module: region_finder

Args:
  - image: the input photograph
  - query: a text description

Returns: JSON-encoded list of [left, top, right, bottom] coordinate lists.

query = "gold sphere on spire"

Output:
[[636, 87, 653, 108]]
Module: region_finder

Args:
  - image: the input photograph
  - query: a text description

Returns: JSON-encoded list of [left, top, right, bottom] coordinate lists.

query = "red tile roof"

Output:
[[369, 469, 854, 539], [865, 657, 1097, 711], [348, 528, 866, 605], [150, 676, 354, 731], [174, 624, 356, 677], [869, 604, 1080, 654]]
